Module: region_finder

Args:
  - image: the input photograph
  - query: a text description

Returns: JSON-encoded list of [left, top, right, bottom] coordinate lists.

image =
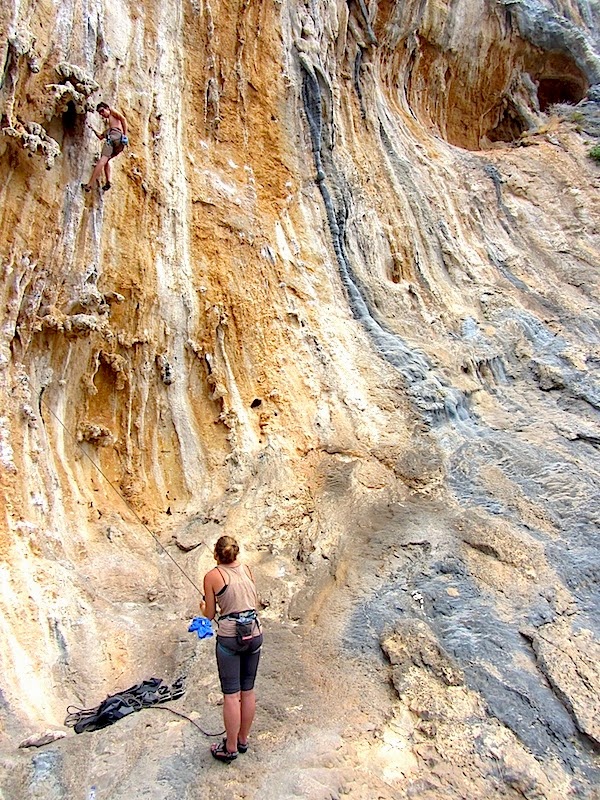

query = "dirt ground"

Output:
[[0, 501, 424, 800], [2, 493, 599, 799]]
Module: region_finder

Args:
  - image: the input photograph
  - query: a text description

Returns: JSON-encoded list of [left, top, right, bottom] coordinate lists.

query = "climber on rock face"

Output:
[[82, 102, 128, 193]]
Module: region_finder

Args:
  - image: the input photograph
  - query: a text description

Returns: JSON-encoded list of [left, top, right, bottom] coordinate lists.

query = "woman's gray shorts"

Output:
[[216, 634, 263, 695]]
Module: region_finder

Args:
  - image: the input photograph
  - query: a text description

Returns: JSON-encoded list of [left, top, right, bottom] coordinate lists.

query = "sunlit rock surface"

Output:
[[1, 0, 599, 797]]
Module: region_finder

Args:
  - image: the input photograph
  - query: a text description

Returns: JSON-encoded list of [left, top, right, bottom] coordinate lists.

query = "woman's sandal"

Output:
[[81, 184, 91, 193], [237, 740, 248, 753], [211, 739, 238, 763]]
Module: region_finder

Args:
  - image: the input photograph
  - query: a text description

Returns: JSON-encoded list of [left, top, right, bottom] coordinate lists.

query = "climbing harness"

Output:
[[218, 610, 257, 622], [219, 610, 258, 646], [106, 128, 127, 142], [105, 128, 127, 153]]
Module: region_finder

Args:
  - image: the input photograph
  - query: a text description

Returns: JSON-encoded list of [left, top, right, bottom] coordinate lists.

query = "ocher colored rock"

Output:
[[1, 0, 599, 797]]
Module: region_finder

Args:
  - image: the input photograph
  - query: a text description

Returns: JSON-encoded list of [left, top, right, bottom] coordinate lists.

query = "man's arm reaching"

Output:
[[86, 123, 104, 140]]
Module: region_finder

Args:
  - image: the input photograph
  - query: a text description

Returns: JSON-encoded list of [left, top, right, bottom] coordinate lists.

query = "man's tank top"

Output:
[[216, 564, 260, 638]]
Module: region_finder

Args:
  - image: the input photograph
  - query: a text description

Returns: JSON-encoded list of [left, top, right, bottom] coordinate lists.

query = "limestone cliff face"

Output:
[[1, 1, 599, 797]]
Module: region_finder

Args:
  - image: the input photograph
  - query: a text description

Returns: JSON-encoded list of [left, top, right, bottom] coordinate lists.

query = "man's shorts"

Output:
[[101, 134, 124, 159]]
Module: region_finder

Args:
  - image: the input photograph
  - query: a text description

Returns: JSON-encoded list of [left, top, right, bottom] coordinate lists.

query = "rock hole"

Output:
[[62, 101, 78, 133], [400, 36, 588, 150], [251, 398, 262, 408], [537, 77, 586, 111], [488, 106, 528, 144]]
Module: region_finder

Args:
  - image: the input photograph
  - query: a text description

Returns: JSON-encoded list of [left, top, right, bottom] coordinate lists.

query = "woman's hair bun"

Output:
[[214, 535, 239, 564]]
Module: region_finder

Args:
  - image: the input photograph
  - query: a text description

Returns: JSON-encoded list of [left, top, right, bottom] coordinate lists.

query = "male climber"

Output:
[[82, 102, 128, 193]]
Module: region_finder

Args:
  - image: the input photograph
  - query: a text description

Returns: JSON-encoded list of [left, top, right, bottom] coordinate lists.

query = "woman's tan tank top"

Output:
[[216, 564, 260, 638]]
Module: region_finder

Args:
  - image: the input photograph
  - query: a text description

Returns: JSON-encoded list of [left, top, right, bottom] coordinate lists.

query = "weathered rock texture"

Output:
[[1, 0, 599, 797]]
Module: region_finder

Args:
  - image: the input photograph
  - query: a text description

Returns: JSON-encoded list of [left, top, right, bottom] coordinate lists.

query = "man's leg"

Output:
[[103, 158, 112, 187], [222, 692, 241, 754], [83, 155, 109, 189]]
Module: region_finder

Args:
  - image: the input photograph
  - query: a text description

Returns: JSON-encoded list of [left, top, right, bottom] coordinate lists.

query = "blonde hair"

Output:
[[214, 535, 239, 564]]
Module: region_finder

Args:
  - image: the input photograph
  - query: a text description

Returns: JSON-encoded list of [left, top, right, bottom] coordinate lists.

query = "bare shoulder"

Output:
[[204, 566, 220, 581], [109, 109, 126, 126], [204, 566, 226, 587]]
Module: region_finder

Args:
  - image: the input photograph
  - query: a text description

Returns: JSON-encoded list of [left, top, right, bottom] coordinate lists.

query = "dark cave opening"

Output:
[[47, 100, 86, 156], [488, 105, 528, 143], [537, 77, 586, 111], [485, 56, 589, 144], [62, 101, 79, 134], [403, 37, 589, 150]]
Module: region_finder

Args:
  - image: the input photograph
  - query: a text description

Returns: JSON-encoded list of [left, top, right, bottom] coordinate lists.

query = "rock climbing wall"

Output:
[[1, 0, 599, 797]]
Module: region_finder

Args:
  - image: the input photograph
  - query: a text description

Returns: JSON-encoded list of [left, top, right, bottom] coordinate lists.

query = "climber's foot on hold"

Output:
[[81, 183, 91, 193], [103, 182, 111, 192]]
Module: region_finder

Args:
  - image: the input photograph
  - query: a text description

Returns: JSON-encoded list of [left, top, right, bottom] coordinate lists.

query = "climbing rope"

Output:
[[148, 706, 225, 737], [65, 677, 224, 737], [65, 676, 186, 733], [39, 392, 204, 596], [37, 393, 220, 741]]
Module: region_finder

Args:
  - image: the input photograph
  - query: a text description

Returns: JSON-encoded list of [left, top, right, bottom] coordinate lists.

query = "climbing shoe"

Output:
[[103, 182, 111, 191]]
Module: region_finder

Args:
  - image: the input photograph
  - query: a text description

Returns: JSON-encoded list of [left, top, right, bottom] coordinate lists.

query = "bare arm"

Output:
[[200, 572, 214, 619], [201, 568, 225, 620], [86, 123, 104, 140]]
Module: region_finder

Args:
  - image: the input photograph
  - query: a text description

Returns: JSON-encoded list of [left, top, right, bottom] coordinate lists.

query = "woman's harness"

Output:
[[218, 609, 258, 646]]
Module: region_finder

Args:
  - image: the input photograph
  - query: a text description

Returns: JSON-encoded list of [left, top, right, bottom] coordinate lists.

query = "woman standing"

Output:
[[200, 535, 263, 763]]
